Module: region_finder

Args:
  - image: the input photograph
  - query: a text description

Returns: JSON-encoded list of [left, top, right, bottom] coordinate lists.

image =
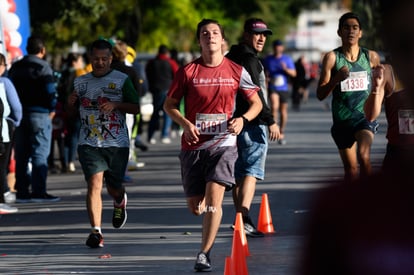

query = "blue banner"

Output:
[[14, 0, 30, 56], [0, 0, 30, 60]]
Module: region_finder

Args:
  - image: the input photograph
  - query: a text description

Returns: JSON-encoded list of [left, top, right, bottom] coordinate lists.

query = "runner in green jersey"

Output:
[[317, 12, 381, 183]]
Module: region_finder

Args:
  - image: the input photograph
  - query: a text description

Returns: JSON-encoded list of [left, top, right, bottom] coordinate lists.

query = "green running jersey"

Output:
[[331, 47, 371, 127]]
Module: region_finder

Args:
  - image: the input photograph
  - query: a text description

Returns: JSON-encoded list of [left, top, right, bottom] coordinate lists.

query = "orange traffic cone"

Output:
[[234, 212, 250, 256], [224, 256, 234, 275], [257, 193, 275, 234], [230, 230, 248, 275]]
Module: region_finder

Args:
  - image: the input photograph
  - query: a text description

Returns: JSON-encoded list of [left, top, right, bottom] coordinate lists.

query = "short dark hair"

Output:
[[89, 39, 113, 55], [338, 12, 362, 30], [196, 19, 225, 40], [158, 44, 169, 54], [272, 39, 283, 47], [65, 53, 83, 66], [26, 36, 45, 55]]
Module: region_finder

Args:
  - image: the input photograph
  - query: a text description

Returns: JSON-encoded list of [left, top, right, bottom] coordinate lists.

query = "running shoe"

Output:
[[243, 215, 265, 238], [127, 160, 145, 171], [15, 193, 32, 203], [194, 251, 212, 272], [68, 162, 76, 172], [0, 203, 18, 214], [86, 232, 104, 248], [4, 191, 16, 203], [31, 193, 61, 203], [134, 139, 148, 151], [112, 192, 127, 228], [161, 137, 171, 144], [230, 215, 265, 238]]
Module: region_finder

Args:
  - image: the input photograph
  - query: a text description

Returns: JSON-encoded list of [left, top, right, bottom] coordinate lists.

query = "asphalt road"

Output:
[[0, 92, 388, 275]]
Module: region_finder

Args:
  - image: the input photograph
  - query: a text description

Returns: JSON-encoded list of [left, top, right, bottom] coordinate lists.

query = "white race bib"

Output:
[[196, 113, 227, 135], [340, 71, 369, 92], [271, 75, 285, 87], [398, 109, 414, 134]]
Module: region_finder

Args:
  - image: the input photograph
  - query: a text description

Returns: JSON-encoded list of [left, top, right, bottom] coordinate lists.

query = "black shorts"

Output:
[[331, 120, 379, 149], [269, 90, 290, 104]]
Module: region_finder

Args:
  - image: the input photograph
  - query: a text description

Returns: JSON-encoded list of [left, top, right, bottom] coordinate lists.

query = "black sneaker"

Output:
[[86, 232, 104, 248], [194, 252, 212, 272], [112, 192, 127, 228], [243, 216, 264, 238], [15, 193, 32, 203], [134, 139, 148, 151], [31, 193, 60, 203]]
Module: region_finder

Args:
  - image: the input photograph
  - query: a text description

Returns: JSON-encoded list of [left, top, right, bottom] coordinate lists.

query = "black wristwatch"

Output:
[[241, 115, 249, 125]]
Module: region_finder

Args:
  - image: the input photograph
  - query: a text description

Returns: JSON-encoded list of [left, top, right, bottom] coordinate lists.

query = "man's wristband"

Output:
[[241, 115, 249, 124]]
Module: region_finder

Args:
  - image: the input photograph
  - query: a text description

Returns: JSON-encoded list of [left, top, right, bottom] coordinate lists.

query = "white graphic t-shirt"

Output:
[[74, 70, 135, 148]]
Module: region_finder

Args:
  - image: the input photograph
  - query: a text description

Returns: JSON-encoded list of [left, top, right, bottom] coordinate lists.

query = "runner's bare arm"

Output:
[[316, 51, 348, 100], [364, 64, 386, 121], [164, 96, 200, 145], [364, 63, 395, 121], [369, 50, 381, 68]]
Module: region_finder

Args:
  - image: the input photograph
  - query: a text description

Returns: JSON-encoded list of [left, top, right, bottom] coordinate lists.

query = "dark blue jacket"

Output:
[[8, 55, 57, 114]]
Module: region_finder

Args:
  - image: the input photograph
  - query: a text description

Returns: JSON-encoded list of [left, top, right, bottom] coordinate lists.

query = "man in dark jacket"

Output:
[[145, 45, 179, 144], [8, 35, 59, 202], [226, 18, 280, 237]]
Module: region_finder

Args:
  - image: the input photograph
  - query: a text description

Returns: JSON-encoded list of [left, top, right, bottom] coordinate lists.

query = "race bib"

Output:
[[398, 109, 414, 134], [340, 71, 369, 92], [196, 113, 227, 135], [271, 75, 285, 87]]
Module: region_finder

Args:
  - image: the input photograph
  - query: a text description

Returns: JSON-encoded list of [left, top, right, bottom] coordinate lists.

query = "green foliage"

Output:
[[30, 0, 108, 53], [352, 0, 384, 52], [138, 0, 228, 53], [27, 0, 317, 55]]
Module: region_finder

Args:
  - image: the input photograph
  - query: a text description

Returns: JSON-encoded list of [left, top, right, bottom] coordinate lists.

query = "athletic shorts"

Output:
[[78, 145, 129, 189], [269, 90, 290, 104], [235, 124, 268, 180], [178, 145, 238, 197], [331, 120, 379, 149]]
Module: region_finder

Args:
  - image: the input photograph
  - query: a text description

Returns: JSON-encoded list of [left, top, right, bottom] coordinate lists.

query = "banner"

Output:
[[0, 0, 30, 62]]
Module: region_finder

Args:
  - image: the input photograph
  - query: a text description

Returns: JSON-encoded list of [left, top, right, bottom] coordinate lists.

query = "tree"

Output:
[[352, 0, 384, 52], [28, 0, 318, 56], [137, 0, 227, 53], [29, 0, 107, 54]]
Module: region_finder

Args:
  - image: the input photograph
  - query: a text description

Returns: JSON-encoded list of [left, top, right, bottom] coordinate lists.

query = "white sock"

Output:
[[92, 227, 102, 234]]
